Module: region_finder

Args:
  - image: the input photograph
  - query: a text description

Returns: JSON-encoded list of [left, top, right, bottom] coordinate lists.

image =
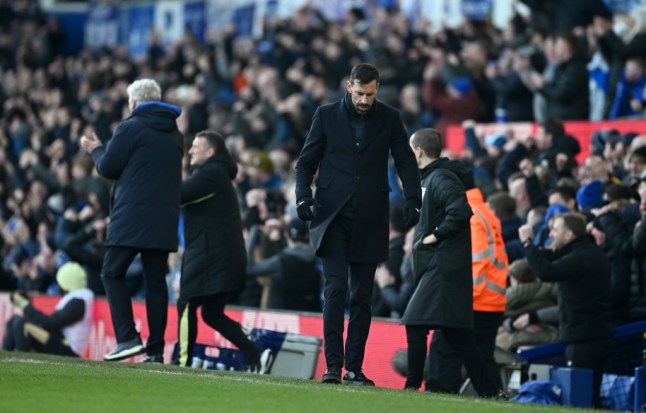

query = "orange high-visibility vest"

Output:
[[467, 188, 508, 312]]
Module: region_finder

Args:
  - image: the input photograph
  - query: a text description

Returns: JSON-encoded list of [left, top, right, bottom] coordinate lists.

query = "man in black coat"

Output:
[[80, 78, 183, 362], [177, 130, 272, 374], [295, 63, 421, 385], [519, 212, 613, 408], [401, 128, 501, 397]]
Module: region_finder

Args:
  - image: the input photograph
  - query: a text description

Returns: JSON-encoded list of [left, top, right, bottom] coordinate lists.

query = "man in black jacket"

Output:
[[178, 130, 272, 374], [295, 63, 421, 385], [519, 212, 613, 408], [80, 78, 183, 362], [401, 128, 501, 398]]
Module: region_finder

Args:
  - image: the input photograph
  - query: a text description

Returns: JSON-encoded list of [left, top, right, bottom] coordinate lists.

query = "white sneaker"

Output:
[[249, 348, 274, 375]]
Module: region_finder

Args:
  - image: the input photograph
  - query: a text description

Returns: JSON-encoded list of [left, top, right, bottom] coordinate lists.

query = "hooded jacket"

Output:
[[401, 158, 474, 327], [180, 151, 246, 300], [92, 102, 183, 251]]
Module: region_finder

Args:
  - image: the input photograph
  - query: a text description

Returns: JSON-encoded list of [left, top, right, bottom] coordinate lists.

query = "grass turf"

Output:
[[0, 352, 601, 413]]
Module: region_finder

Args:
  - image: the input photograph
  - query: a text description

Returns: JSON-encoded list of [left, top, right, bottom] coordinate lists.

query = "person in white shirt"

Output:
[[3, 262, 94, 357]]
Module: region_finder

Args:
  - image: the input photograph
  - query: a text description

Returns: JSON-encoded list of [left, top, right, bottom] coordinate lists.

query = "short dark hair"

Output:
[[541, 118, 565, 138], [557, 212, 587, 238], [410, 128, 443, 158], [549, 185, 577, 203], [195, 130, 227, 155], [349, 63, 379, 85], [487, 191, 517, 221]]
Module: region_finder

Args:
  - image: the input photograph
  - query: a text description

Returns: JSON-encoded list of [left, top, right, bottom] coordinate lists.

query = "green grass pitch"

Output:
[[0, 352, 601, 413]]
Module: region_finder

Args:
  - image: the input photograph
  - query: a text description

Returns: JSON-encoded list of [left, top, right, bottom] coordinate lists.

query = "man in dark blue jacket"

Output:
[[295, 63, 421, 385], [80, 78, 183, 363]]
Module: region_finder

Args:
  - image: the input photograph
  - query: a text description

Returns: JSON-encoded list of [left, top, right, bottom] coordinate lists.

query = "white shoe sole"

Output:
[[104, 344, 145, 361]]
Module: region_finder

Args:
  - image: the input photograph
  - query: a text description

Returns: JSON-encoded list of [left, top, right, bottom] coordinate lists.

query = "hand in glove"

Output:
[[296, 196, 315, 221], [404, 198, 421, 228], [11, 290, 30, 309]]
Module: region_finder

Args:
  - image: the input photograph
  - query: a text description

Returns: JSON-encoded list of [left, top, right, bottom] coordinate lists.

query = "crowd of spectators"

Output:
[[1, 0, 646, 334]]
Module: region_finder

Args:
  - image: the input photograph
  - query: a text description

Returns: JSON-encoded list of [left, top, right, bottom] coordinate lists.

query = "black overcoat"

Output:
[[295, 95, 421, 263], [92, 102, 183, 251], [401, 158, 474, 328], [179, 154, 246, 300]]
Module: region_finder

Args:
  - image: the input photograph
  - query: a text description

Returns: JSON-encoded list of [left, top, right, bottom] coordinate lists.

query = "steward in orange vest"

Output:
[[467, 187, 508, 312]]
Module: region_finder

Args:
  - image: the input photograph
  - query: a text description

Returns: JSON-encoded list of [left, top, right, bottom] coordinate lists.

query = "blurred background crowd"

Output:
[[1, 0, 646, 349]]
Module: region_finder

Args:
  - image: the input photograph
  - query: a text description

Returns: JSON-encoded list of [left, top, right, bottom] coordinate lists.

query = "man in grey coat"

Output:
[[402, 128, 501, 397], [80, 78, 183, 363], [177, 130, 272, 374]]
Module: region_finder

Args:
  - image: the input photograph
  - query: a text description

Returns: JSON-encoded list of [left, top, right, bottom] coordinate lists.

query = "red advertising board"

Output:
[[445, 119, 646, 164], [0, 293, 410, 389]]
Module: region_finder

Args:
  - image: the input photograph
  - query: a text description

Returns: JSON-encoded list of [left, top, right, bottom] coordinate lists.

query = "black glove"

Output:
[[403, 198, 420, 228], [296, 196, 315, 221]]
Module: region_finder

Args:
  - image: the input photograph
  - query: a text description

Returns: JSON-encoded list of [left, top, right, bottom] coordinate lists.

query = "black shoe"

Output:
[[320, 366, 342, 384], [343, 370, 375, 386], [103, 337, 145, 361], [248, 348, 274, 375], [495, 390, 509, 401], [140, 354, 164, 364]]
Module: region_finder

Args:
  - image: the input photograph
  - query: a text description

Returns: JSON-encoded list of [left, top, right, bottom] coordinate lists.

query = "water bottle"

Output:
[[495, 108, 507, 124]]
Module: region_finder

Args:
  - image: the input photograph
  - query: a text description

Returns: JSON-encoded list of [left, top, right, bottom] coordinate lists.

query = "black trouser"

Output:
[[177, 292, 259, 367], [427, 311, 504, 393], [319, 215, 377, 371], [3, 315, 77, 357], [405, 324, 500, 397], [101, 246, 169, 355], [565, 337, 614, 409]]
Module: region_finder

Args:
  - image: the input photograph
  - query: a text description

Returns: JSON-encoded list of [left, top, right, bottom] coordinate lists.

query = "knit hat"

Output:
[[508, 259, 535, 283], [630, 145, 646, 164], [576, 180, 604, 210], [248, 151, 274, 174], [544, 203, 569, 224], [286, 218, 308, 241], [56, 262, 87, 292], [449, 77, 473, 96], [485, 132, 507, 149]]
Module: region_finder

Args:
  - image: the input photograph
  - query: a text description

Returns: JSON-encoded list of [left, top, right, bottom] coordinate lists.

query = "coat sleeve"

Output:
[[23, 299, 85, 330], [524, 244, 577, 282], [429, 170, 473, 241], [92, 122, 133, 180], [180, 164, 219, 207], [295, 108, 326, 201]]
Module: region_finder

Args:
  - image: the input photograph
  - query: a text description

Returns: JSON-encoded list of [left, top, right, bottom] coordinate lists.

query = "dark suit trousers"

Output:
[[319, 214, 377, 371], [101, 246, 169, 355], [566, 337, 613, 409], [405, 325, 499, 397], [427, 311, 504, 394], [176, 292, 259, 367]]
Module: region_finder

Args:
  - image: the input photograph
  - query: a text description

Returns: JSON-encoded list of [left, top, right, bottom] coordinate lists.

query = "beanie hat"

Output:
[[576, 180, 604, 210], [485, 132, 507, 149], [56, 262, 87, 292], [630, 145, 646, 164], [508, 259, 535, 283], [544, 203, 569, 224], [449, 76, 473, 96], [286, 218, 308, 241], [248, 151, 274, 174]]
